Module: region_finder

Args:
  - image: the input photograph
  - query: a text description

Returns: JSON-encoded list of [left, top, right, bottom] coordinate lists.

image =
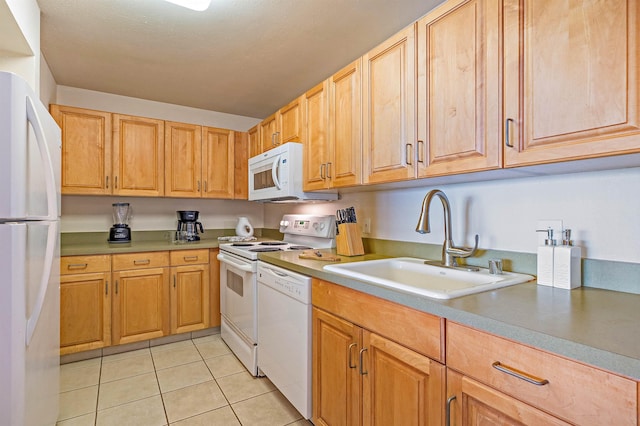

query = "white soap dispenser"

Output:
[[553, 229, 582, 289], [536, 228, 556, 286]]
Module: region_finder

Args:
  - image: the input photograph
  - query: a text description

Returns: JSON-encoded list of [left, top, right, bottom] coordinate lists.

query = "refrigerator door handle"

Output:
[[25, 96, 58, 220], [25, 223, 57, 346]]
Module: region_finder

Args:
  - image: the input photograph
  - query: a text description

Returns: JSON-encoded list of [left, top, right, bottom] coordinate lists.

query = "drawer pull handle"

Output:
[[67, 263, 88, 269], [134, 259, 151, 265], [445, 395, 456, 426], [492, 361, 549, 386], [183, 256, 198, 261], [359, 348, 368, 375], [347, 343, 357, 369]]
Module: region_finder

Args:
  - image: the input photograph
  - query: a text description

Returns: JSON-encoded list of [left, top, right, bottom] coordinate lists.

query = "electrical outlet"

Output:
[[536, 220, 563, 245], [363, 217, 372, 234]]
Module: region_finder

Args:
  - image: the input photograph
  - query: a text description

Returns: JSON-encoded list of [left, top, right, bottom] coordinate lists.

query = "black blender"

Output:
[[109, 202, 132, 243], [177, 210, 204, 242]]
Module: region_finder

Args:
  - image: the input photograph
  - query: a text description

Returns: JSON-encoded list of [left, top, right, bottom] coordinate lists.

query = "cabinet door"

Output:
[[504, 0, 640, 166], [304, 81, 330, 191], [447, 369, 570, 426], [330, 59, 362, 188], [260, 113, 278, 151], [170, 264, 210, 334], [164, 121, 202, 198], [278, 95, 304, 143], [51, 105, 112, 195], [112, 114, 164, 196], [60, 272, 111, 355], [417, 0, 501, 178], [363, 24, 416, 184], [209, 249, 221, 328], [202, 127, 234, 199], [248, 125, 261, 158], [112, 267, 170, 345], [312, 308, 362, 426], [362, 331, 445, 426], [234, 131, 249, 199]]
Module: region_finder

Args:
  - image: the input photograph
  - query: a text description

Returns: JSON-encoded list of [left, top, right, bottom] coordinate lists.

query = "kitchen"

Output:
[[2, 0, 640, 425]]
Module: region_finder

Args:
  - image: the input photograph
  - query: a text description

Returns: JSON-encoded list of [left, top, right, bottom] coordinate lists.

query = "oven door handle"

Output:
[[217, 253, 254, 272], [271, 155, 282, 190]]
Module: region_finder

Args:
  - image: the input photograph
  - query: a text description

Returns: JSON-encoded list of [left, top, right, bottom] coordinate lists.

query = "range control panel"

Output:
[[279, 214, 336, 239]]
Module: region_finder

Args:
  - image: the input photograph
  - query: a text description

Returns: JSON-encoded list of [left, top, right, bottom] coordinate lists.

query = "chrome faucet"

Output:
[[415, 189, 479, 268]]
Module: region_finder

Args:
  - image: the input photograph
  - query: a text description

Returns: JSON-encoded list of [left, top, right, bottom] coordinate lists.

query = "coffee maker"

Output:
[[177, 210, 204, 242], [109, 202, 132, 243]]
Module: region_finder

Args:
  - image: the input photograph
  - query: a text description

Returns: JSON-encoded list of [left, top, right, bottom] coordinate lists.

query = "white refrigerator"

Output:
[[0, 71, 62, 426]]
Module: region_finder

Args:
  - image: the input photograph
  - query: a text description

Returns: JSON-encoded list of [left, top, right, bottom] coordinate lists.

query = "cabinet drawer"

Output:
[[312, 279, 444, 362], [112, 251, 170, 271], [61, 255, 110, 275], [170, 249, 209, 266], [447, 322, 638, 425]]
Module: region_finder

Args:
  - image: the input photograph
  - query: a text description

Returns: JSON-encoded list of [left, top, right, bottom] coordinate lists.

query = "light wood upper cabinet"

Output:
[[363, 24, 417, 184], [112, 114, 165, 197], [417, 0, 502, 177], [260, 95, 305, 152], [165, 121, 202, 198], [304, 81, 330, 191], [59, 255, 111, 355], [248, 125, 261, 158], [330, 59, 362, 188], [503, 0, 640, 166], [234, 131, 249, 199], [304, 59, 362, 191], [202, 126, 235, 199], [51, 105, 112, 195]]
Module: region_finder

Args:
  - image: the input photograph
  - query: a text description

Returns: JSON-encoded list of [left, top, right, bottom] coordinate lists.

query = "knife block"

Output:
[[336, 223, 365, 256]]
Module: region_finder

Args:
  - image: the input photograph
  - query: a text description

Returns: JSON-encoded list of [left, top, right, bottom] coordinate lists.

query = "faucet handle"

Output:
[[446, 234, 479, 259]]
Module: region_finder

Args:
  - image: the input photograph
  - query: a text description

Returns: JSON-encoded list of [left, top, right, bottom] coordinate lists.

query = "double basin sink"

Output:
[[324, 257, 534, 300]]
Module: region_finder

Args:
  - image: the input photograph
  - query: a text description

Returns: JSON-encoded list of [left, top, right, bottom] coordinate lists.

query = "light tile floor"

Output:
[[57, 334, 312, 426]]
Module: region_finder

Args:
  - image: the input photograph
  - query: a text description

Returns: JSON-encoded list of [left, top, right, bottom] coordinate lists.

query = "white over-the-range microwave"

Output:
[[248, 142, 338, 202]]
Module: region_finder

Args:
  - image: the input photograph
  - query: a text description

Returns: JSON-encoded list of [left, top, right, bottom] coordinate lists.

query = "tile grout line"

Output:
[[149, 345, 171, 426]]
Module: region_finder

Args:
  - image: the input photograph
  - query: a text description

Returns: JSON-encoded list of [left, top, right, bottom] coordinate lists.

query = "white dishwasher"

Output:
[[257, 261, 312, 419]]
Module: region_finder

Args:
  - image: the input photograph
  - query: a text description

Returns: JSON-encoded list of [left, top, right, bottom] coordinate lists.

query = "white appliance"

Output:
[[217, 214, 335, 377], [257, 262, 312, 419], [0, 71, 62, 426], [248, 142, 338, 202]]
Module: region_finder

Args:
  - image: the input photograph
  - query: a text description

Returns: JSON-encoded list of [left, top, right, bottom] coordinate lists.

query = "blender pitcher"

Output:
[[109, 202, 132, 243]]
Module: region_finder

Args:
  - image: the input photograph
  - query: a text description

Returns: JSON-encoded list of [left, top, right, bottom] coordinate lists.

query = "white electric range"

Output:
[[216, 214, 336, 379]]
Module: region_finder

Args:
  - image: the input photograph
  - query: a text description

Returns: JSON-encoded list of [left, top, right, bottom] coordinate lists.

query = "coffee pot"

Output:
[[176, 210, 204, 242]]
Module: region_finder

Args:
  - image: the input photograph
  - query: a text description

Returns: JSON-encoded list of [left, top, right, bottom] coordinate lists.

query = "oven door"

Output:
[[216, 250, 257, 343]]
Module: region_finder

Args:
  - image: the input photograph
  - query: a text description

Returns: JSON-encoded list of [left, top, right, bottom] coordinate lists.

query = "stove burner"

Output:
[[232, 242, 256, 247], [249, 247, 284, 252], [288, 245, 313, 251], [260, 241, 288, 246]]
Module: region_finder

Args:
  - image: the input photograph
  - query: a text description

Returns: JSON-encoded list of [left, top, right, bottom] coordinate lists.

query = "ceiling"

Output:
[[38, 0, 444, 119]]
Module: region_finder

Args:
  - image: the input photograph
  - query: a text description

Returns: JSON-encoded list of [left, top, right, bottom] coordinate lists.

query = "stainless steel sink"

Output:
[[323, 257, 534, 299]]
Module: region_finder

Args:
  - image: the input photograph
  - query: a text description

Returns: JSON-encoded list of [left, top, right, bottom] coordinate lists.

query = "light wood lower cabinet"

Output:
[[111, 252, 171, 346], [312, 279, 445, 426], [446, 321, 638, 425], [60, 255, 112, 355], [170, 249, 210, 334]]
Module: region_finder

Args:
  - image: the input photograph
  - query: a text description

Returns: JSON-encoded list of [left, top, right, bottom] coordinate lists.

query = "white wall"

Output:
[[265, 167, 640, 263], [61, 196, 263, 234], [39, 54, 57, 105], [0, 0, 41, 89], [56, 86, 260, 131]]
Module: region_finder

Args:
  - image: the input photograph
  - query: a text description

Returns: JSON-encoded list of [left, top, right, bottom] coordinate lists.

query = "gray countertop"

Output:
[[258, 250, 640, 380]]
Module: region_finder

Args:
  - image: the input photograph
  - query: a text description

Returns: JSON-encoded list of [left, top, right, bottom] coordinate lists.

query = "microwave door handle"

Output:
[[271, 155, 282, 189]]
